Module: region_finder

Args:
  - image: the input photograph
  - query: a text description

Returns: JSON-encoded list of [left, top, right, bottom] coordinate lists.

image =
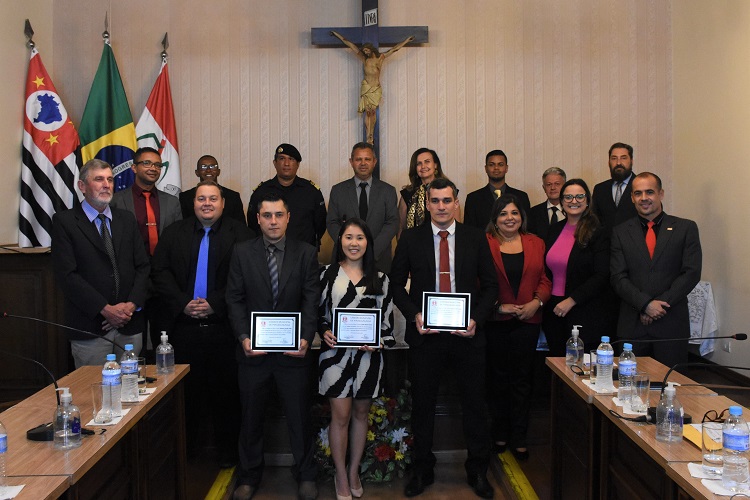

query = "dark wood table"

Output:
[[1, 364, 189, 499]]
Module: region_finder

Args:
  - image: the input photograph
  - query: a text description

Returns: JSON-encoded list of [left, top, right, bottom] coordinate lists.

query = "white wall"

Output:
[[673, 1, 750, 369]]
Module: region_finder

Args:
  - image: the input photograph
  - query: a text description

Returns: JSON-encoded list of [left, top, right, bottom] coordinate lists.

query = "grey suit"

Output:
[[326, 176, 399, 272], [111, 186, 183, 240], [610, 213, 702, 366]]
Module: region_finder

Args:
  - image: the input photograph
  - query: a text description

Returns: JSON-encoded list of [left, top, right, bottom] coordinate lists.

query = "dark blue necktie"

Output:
[[193, 227, 210, 299]]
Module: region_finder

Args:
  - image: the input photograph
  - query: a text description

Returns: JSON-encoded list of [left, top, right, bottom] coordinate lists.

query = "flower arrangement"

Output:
[[313, 383, 412, 482]]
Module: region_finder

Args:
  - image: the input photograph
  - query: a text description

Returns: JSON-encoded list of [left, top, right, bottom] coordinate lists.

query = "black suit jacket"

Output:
[[591, 177, 637, 231], [226, 236, 319, 366], [527, 202, 563, 241], [180, 184, 246, 225], [610, 214, 702, 339], [390, 222, 498, 347], [151, 216, 254, 327], [51, 204, 150, 340], [463, 184, 531, 231]]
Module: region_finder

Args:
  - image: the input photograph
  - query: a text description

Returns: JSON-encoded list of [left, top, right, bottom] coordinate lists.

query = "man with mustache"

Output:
[[591, 142, 638, 231], [52, 159, 150, 367]]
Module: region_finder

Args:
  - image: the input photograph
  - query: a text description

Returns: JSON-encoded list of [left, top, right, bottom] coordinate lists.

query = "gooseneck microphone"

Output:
[[3, 312, 126, 350], [611, 333, 747, 346]]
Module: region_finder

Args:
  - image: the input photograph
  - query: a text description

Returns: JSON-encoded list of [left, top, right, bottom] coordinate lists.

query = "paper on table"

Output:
[[701, 476, 750, 495], [86, 408, 131, 426], [582, 379, 616, 394], [136, 387, 156, 402], [688, 462, 721, 479], [0, 485, 25, 498]]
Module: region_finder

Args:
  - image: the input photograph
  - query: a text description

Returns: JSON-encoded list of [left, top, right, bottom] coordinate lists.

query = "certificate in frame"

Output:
[[250, 312, 301, 352], [332, 308, 381, 348], [421, 292, 471, 332]]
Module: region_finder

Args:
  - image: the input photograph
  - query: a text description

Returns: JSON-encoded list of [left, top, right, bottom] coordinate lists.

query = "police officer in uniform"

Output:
[[247, 144, 327, 249]]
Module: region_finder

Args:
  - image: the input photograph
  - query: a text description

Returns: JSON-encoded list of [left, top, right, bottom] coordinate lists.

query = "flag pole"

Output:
[[103, 12, 110, 44], [161, 33, 169, 63], [24, 19, 35, 49]]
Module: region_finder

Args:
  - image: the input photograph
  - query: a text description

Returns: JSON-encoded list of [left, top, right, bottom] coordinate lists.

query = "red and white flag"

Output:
[[19, 47, 81, 247], [136, 60, 181, 195]]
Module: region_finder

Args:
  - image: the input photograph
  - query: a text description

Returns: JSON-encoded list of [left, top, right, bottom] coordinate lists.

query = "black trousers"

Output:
[[485, 319, 539, 449], [171, 320, 240, 459], [408, 332, 491, 477], [236, 356, 317, 487]]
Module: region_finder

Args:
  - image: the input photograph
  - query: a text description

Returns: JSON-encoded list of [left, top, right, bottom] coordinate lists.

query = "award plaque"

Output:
[[332, 308, 381, 348], [250, 312, 301, 352], [422, 292, 471, 332]]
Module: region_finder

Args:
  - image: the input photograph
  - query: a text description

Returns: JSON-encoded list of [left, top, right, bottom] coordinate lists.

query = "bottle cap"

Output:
[[161, 333, 169, 342], [571, 325, 581, 337], [730, 405, 743, 416], [664, 381, 679, 396], [106, 353, 116, 361], [56, 387, 72, 403], [601, 336, 610, 343], [623, 343, 632, 350], [124, 344, 133, 351]]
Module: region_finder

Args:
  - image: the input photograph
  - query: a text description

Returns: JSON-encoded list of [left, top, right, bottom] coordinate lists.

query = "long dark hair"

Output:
[[560, 178, 599, 247], [486, 194, 528, 236], [405, 148, 445, 191], [330, 218, 383, 295]]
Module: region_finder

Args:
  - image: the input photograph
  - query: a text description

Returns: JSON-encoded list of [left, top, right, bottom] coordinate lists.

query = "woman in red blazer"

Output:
[[484, 194, 551, 461]]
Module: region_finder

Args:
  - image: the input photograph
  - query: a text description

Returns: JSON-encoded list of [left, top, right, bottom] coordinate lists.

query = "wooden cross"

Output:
[[312, 0, 428, 175]]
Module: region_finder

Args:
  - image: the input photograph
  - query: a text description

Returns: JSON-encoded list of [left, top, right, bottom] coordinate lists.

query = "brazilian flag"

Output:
[[79, 41, 137, 192]]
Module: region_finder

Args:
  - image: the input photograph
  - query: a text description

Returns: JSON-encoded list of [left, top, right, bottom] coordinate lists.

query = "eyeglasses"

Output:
[[198, 164, 219, 170], [562, 194, 586, 202], [136, 160, 163, 169], [703, 408, 729, 424]]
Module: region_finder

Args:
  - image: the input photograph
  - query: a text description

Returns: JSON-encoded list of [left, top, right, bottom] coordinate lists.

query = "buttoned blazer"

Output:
[[591, 178, 637, 231], [179, 184, 246, 225], [51, 204, 150, 339], [226, 236, 319, 365], [326, 177, 399, 272], [463, 185, 531, 231], [610, 214, 702, 339], [488, 232, 552, 324], [111, 186, 183, 234], [151, 216, 254, 326], [390, 222, 498, 348]]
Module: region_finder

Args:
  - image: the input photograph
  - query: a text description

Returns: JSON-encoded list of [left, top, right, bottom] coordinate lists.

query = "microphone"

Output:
[[3, 312, 125, 350], [0, 348, 58, 441], [612, 333, 747, 346]]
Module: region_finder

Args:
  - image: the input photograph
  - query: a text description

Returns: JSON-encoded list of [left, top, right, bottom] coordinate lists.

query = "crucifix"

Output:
[[312, 0, 428, 172]]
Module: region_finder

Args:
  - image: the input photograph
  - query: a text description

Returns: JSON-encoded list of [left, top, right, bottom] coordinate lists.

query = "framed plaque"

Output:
[[332, 308, 381, 348], [422, 292, 471, 332], [250, 312, 301, 352]]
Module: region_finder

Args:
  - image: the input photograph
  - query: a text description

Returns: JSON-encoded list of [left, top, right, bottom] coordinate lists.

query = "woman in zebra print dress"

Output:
[[318, 218, 394, 500]]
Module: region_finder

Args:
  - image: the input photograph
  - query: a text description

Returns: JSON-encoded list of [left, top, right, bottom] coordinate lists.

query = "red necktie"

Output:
[[646, 221, 656, 259], [438, 230, 451, 292], [143, 191, 158, 255]]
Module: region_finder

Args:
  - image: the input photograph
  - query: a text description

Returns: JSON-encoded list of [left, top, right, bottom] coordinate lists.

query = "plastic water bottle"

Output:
[[53, 387, 82, 450], [120, 344, 139, 403], [102, 354, 122, 417], [617, 343, 637, 403], [723, 406, 750, 492], [156, 332, 175, 374], [596, 336, 615, 391], [655, 382, 683, 442], [0, 420, 7, 485], [565, 325, 584, 366]]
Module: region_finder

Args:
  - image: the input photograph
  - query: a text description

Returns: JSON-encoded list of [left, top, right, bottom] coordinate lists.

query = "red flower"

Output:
[[374, 444, 395, 462], [387, 398, 397, 410]]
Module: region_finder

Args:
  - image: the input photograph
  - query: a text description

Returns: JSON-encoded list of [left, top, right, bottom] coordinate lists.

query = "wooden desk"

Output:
[[1, 364, 188, 499], [547, 357, 716, 500], [1, 475, 69, 500]]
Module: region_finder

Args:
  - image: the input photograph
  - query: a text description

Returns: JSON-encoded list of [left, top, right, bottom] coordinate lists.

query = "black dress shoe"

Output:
[[511, 448, 530, 461], [492, 442, 507, 454], [404, 472, 434, 497], [233, 484, 258, 500], [467, 473, 494, 499]]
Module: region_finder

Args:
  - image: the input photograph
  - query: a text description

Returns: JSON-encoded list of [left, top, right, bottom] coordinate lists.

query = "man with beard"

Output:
[[52, 159, 150, 367], [591, 142, 638, 231], [463, 150, 531, 231], [610, 172, 702, 367]]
